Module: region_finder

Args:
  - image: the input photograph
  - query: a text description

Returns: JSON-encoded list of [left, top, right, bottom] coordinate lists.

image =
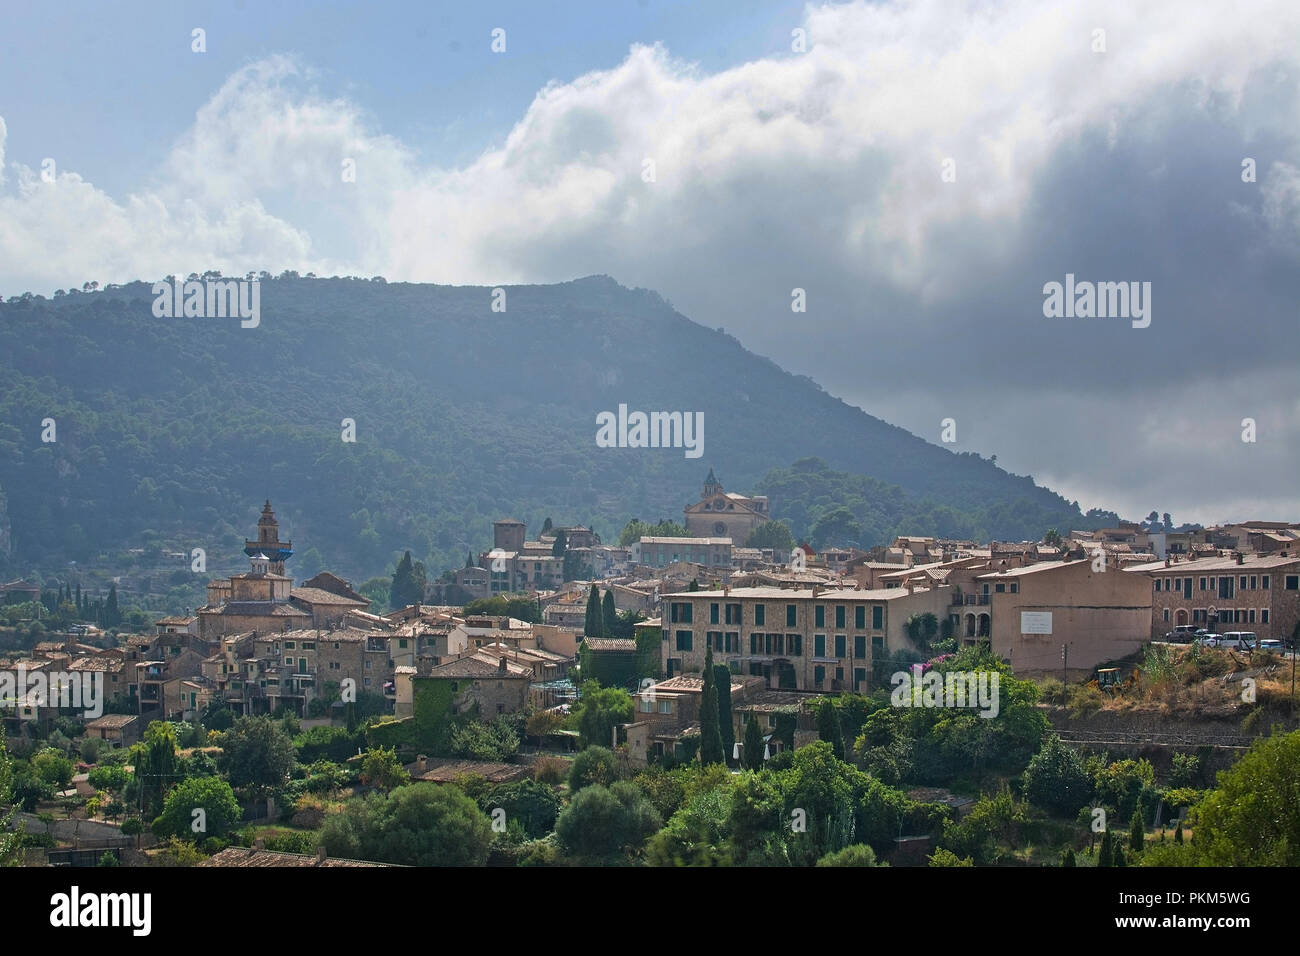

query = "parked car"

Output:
[[1217, 631, 1257, 650], [1193, 630, 1217, 646], [1258, 639, 1284, 652], [1164, 624, 1198, 643]]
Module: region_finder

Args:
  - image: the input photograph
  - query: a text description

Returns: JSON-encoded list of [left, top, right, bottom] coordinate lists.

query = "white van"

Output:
[[1217, 631, 1256, 650]]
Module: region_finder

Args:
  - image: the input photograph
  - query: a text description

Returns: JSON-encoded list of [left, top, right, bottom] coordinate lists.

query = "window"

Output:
[[854, 667, 867, 690], [1250, 576, 1257, 590], [872, 635, 884, 654], [398, 639, 408, 649], [815, 634, 826, 657], [301, 641, 315, 650], [1287, 576, 1299, 590], [786, 605, 797, 627], [1241, 576, 1248, 590], [855, 606, 865, 629], [334, 643, 340, 650], [675, 630, 693, 651], [640, 697, 653, 713], [1262, 576, 1270, 590], [815, 606, 825, 628], [854, 636, 866, 658], [872, 606, 883, 629], [658, 700, 672, 714], [285, 641, 296, 650], [755, 604, 766, 626], [1262, 609, 1270, 624], [1163, 608, 1170, 622], [708, 631, 722, 652], [995, 582, 1006, 593], [835, 606, 846, 629], [1249, 609, 1256, 623], [1199, 577, 1207, 591], [671, 602, 693, 623], [835, 667, 844, 682], [788, 634, 802, 656], [364, 660, 372, 669], [726, 632, 738, 652], [750, 634, 760, 654], [706, 602, 719, 625], [814, 665, 825, 688], [726, 603, 741, 625], [834, 635, 846, 658], [1010, 582, 1019, 594]]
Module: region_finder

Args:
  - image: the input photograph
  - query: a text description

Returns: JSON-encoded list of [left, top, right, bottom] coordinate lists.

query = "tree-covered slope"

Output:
[[0, 274, 1105, 580]]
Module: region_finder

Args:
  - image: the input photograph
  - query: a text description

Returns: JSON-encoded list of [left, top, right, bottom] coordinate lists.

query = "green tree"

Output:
[[1128, 809, 1145, 854], [321, 783, 494, 867], [1192, 730, 1300, 865], [602, 589, 617, 636], [743, 714, 765, 771], [0, 728, 20, 866], [389, 550, 424, 609], [1043, 528, 1063, 548], [573, 683, 634, 749], [1022, 734, 1092, 816], [817, 844, 881, 867], [745, 521, 797, 552], [103, 584, 121, 628], [1061, 847, 1076, 866], [359, 747, 407, 791], [569, 745, 620, 791], [554, 781, 661, 861], [542, 517, 553, 534], [584, 584, 603, 637], [552, 529, 567, 558], [714, 663, 735, 758], [151, 776, 240, 841], [217, 716, 296, 798], [698, 645, 725, 766], [479, 779, 561, 839], [1097, 829, 1114, 867], [31, 749, 74, 790], [816, 698, 845, 760]]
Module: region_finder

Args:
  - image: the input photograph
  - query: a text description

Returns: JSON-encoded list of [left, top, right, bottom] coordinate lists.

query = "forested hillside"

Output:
[[0, 274, 1109, 581]]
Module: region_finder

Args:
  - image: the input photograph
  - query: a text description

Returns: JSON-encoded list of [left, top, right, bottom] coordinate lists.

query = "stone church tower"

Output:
[[244, 500, 293, 575]]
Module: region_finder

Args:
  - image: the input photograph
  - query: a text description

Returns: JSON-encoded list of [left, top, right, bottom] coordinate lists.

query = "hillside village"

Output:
[[2, 473, 1298, 869]]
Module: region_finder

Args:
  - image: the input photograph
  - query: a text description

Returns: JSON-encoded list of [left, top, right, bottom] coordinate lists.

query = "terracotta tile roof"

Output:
[[582, 638, 636, 651], [291, 587, 369, 606]]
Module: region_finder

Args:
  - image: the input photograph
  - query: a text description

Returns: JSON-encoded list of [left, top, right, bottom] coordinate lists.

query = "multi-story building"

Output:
[[632, 536, 732, 569], [979, 558, 1152, 675], [658, 584, 948, 693], [1129, 551, 1300, 640]]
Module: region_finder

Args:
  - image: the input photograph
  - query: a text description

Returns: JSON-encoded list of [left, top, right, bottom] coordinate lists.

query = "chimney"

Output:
[[499, 655, 508, 673], [906, 579, 915, 594], [415, 755, 428, 773], [254, 838, 265, 851], [812, 584, 821, 599], [1164, 557, 1171, 567], [1236, 552, 1244, 565]]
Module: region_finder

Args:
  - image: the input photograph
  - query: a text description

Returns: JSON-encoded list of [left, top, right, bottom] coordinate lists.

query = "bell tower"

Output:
[[702, 467, 722, 499], [244, 500, 293, 575]]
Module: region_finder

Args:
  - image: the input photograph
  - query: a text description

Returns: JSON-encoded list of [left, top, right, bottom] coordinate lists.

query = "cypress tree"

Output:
[[602, 590, 617, 637], [104, 584, 121, 628], [552, 529, 568, 558], [743, 714, 764, 771], [1174, 824, 1184, 845], [1097, 829, 1114, 867], [698, 645, 724, 765], [1061, 847, 1076, 867], [584, 584, 603, 637], [1113, 846, 1127, 867], [390, 551, 416, 608], [817, 698, 845, 760], [714, 663, 735, 758], [1128, 810, 1144, 853], [542, 517, 553, 534], [75, 582, 82, 616]]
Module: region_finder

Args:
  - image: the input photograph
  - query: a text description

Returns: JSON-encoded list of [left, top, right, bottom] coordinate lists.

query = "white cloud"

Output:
[[1, 0, 1298, 520]]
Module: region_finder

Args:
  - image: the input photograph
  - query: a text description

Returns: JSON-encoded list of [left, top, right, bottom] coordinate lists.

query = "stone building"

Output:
[[683, 469, 770, 542]]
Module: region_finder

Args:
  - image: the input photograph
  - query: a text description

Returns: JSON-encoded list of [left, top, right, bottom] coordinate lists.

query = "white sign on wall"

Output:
[[1021, 611, 1053, 635]]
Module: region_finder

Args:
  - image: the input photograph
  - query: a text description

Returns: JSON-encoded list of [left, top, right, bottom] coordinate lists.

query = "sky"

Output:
[[2, 0, 1298, 527]]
